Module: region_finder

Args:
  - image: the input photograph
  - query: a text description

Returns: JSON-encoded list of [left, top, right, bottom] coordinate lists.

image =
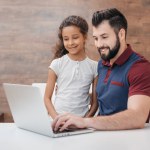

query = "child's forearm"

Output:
[[86, 77, 98, 117], [44, 98, 58, 119], [49, 109, 58, 119], [85, 103, 98, 117]]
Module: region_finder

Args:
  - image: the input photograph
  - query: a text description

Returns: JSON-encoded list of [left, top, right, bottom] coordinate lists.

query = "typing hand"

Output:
[[52, 113, 86, 132]]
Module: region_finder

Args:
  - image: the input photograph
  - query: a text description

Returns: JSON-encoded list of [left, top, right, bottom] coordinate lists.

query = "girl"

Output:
[[44, 16, 98, 119]]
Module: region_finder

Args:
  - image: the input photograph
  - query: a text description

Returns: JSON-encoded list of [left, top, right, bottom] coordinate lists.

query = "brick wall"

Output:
[[0, 0, 149, 122]]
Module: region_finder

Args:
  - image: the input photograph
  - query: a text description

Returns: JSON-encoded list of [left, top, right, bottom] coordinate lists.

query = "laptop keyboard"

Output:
[[53, 128, 79, 134]]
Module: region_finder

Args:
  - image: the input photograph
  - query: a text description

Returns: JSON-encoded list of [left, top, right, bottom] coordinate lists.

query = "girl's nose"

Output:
[[68, 39, 74, 45]]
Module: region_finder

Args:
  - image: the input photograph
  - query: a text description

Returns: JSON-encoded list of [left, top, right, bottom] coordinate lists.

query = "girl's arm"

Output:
[[44, 69, 58, 119], [85, 76, 98, 117]]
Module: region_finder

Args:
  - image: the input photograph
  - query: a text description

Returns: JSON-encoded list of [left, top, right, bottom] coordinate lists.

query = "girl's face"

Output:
[[62, 26, 86, 56]]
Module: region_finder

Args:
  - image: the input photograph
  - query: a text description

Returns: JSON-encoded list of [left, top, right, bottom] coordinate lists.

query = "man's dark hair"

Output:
[[92, 8, 128, 37]]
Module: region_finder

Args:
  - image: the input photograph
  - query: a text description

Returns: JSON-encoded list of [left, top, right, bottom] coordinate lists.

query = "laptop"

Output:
[[3, 83, 94, 137]]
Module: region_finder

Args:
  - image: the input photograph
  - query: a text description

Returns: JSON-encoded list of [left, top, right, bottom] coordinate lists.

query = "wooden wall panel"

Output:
[[0, 0, 149, 122]]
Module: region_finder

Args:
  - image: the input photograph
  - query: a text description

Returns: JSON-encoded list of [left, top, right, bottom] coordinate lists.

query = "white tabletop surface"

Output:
[[0, 123, 150, 150]]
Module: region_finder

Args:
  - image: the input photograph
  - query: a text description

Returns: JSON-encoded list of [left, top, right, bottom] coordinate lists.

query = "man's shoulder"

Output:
[[128, 56, 150, 84], [128, 57, 150, 97], [130, 56, 150, 72]]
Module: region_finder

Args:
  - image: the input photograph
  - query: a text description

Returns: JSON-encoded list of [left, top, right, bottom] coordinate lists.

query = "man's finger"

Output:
[[51, 113, 66, 130], [54, 114, 70, 131], [59, 119, 72, 132]]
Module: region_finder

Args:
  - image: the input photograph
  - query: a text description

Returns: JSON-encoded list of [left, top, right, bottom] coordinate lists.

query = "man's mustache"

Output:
[[98, 46, 110, 53]]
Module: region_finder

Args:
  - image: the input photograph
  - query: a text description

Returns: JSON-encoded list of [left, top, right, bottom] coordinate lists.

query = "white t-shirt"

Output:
[[49, 54, 98, 117]]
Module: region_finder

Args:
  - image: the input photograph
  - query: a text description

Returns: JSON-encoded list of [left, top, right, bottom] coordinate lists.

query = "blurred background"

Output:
[[0, 0, 150, 122]]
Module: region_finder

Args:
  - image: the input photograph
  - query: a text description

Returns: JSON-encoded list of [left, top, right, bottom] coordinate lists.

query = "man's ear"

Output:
[[118, 28, 126, 41]]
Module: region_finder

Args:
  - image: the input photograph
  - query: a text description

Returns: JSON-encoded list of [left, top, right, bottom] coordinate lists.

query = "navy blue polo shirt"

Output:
[[96, 44, 150, 116]]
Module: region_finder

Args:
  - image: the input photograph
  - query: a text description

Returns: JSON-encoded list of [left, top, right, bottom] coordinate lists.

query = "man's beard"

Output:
[[98, 36, 120, 61]]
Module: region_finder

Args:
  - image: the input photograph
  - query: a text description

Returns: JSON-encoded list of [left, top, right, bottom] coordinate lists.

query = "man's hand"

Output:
[[52, 113, 87, 132]]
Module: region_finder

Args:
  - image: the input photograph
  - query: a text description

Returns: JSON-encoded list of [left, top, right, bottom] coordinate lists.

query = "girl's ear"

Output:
[[118, 28, 126, 41]]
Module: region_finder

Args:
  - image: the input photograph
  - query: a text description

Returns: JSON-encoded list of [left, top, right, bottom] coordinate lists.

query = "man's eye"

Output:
[[102, 37, 108, 39], [63, 39, 68, 41], [94, 38, 98, 41]]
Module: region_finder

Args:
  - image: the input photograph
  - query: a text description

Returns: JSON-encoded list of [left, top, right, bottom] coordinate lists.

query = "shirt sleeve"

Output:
[[128, 59, 150, 97], [92, 61, 98, 78], [49, 58, 60, 76]]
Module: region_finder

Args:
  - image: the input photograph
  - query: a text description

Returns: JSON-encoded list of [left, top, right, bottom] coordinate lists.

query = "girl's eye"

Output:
[[73, 36, 79, 39], [63, 38, 68, 41]]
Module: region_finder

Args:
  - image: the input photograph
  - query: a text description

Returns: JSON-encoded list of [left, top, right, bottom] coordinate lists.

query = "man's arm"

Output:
[[85, 95, 150, 130], [52, 95, 150, 131]]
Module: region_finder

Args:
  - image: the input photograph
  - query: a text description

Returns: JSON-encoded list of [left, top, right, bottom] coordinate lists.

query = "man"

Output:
[[52, 8, 150, 131]]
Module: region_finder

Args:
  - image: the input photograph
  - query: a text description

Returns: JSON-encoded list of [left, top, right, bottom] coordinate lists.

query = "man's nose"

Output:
[[96, 39, 102, 48]]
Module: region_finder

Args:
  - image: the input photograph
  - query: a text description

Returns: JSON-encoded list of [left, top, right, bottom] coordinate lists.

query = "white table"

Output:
[[0, 123, 150, 150]]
